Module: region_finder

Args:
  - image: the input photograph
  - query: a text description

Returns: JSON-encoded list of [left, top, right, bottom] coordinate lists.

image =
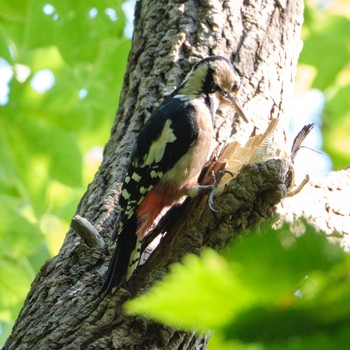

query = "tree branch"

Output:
[[278, 168, 350, 250]]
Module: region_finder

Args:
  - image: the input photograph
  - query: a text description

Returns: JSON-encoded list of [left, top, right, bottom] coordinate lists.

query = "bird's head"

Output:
[[180, 56, 248, 122]]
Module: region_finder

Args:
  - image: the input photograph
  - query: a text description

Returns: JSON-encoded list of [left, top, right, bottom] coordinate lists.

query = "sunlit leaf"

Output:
[[323, 84, 350, 169], [26, 0, 126, 63], [126, 250, 257, 330], [0, 0, 29, 21], [300, 14, 350, 90], [0, 27, 12, 62], [127, 224, 350, 349], [0, 0, 130, 343]]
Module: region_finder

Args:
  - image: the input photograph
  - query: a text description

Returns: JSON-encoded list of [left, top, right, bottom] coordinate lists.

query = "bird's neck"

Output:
[[173, 81, 219, 124], [204, 93, 219, 121]]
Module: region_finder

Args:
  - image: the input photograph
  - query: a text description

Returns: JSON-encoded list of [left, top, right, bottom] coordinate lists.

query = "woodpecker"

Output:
[[99, 56, 247, 295]]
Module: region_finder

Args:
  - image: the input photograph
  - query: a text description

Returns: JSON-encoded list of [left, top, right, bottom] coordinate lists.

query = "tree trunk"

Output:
[[4, 0, 308, 349]]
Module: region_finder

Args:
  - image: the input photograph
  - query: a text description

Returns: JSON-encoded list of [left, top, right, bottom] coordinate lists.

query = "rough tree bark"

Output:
[[4, 0, 327, 349]]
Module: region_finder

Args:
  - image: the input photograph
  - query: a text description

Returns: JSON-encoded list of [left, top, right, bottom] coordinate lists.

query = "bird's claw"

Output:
[[208, 170, 234, 212]]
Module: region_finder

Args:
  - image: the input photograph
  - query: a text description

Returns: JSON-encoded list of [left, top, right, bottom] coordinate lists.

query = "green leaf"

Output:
[[0, 321, 14, 348], [126, 250, 256, 330], [223, 225, 344, 299], [0, 257, 36, 320], [300, 14, 350, 90], [46, 128, 83, 187], [126, 223, 349, 349], [0, 0, 29, 21], [323, 84, 350, 169], [0, 27, 12, 62], [0, 0, 130, 345], [0, 196, 43, 260], [3, 106, 82, 188], [26, 0, 126, 63], [0, 196, 50, 327]]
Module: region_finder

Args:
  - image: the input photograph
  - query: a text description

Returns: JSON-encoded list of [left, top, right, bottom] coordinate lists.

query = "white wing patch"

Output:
[[139, 186, 147, 194], [125, 199, 139, 219], [131, 172, 141, 182], [121, 189, 131, 200], [143, 119, 177, 165], [126, 239, 142, 280], [150, 170, 163, 179]]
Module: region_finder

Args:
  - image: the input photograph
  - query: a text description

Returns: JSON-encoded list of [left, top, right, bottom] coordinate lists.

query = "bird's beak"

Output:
[[219, 90, 248, 122], [226, 94, 248, 123]]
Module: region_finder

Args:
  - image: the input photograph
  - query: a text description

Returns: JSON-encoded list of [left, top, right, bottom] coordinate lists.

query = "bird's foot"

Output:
[[207, 170, 233, 212], [186, 170, 234, 212]]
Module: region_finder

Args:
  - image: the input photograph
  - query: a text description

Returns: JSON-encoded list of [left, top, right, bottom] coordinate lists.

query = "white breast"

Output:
[[160, 97, 214, 190]]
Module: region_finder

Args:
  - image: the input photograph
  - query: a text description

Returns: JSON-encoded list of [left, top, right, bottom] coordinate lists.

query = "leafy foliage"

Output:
[[0, 0, 130, 343], [300, 1, 350, 169], [126, 223, 350, 349]]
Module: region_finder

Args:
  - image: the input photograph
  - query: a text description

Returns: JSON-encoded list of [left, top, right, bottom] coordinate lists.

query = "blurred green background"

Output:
[[0, 0, 349, 345], [0, 0, 131, 343]]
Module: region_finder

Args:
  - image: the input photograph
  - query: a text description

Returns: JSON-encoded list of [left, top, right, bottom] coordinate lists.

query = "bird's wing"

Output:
[[99, 97, 199, 295], [113, 96, 199, 240]]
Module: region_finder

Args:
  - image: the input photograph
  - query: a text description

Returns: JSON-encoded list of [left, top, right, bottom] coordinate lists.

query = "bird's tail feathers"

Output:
[[99, 215, 139, 296]]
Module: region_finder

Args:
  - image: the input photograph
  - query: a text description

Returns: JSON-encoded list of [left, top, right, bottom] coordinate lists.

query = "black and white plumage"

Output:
[[99, 56, 247, 295]]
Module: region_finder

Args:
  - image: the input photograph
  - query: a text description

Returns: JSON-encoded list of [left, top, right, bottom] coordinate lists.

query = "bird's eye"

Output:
[[231, 83, 239, 91]]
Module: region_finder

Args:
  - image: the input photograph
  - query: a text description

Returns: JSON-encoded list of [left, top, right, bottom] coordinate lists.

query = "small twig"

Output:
[[286, 174, 310, 197], [71, 215, 106, 251]]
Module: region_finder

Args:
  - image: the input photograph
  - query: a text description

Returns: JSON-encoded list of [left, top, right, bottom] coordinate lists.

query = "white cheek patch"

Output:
[[143, 119, 177, 165]]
